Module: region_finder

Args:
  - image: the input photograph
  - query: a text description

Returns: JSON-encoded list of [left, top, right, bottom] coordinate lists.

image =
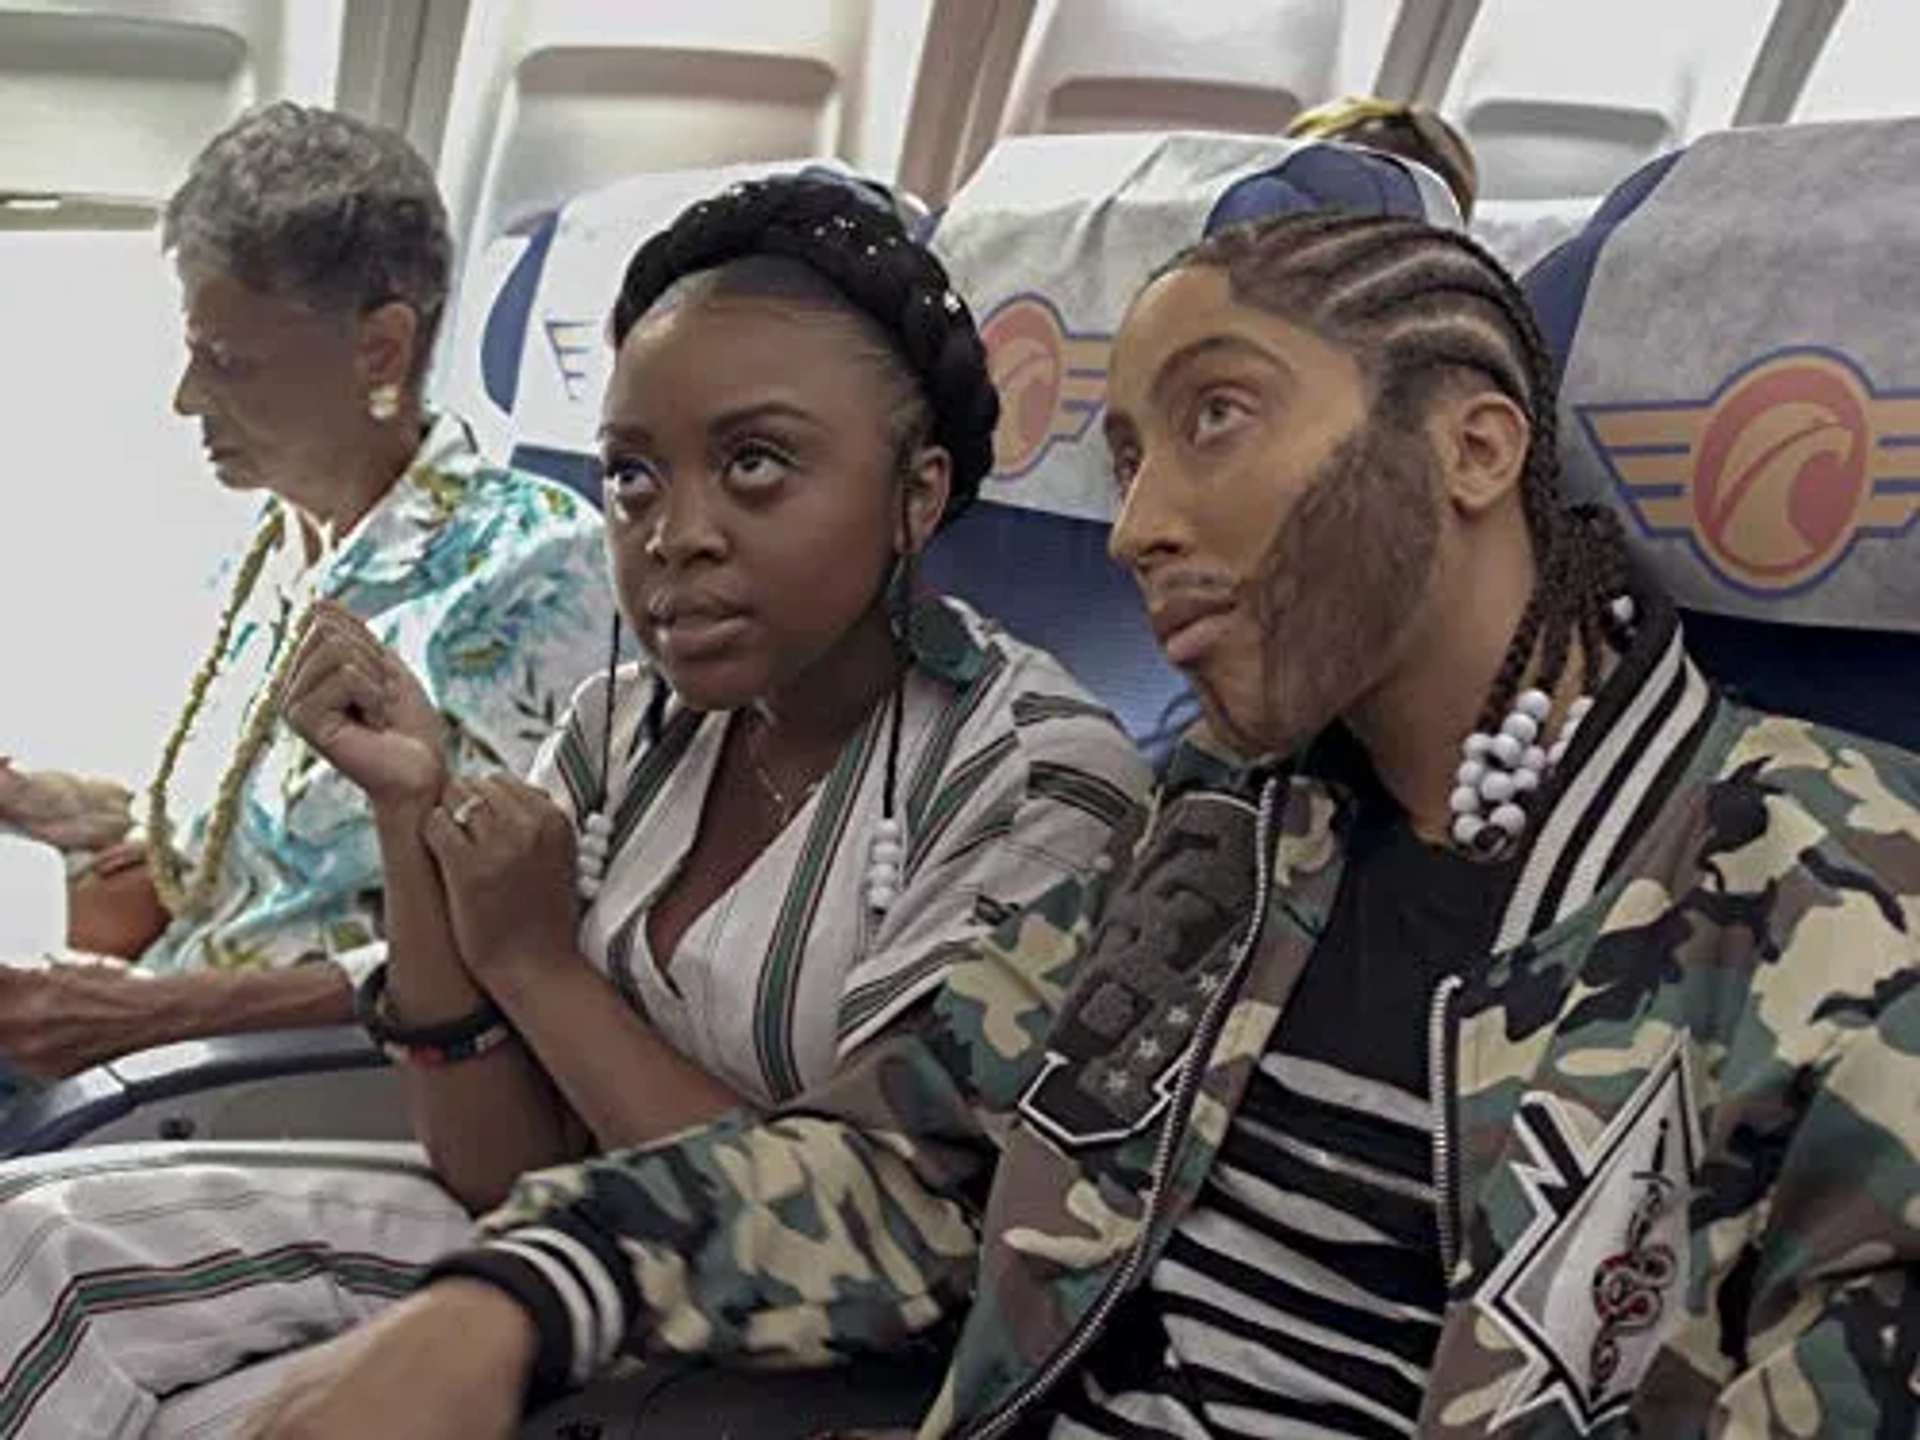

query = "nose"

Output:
[[172, 356, 205, 419], [647, 475, 728, 566], [1108, 453, 1188, 578]]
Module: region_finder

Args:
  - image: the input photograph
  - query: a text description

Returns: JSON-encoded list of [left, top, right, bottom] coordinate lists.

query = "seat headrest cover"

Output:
[[1531, 118, 1920, 634], [930, 132, 1463, 525], [474, 158, 889, 469]]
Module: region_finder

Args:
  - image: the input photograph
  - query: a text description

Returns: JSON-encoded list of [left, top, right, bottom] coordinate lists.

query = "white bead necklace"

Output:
[[1448, 595, 1636, 858]]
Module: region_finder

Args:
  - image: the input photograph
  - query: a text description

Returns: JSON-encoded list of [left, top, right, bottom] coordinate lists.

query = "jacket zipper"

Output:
[[1427, 972, 1465, 1280], [963, 777, 1281, 1440]]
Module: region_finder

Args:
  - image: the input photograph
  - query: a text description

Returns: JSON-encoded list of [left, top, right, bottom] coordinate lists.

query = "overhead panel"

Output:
[[998, 0, 1400, 139], [1438, 0, 1774, 201], [439, 0, 911, 248], [0, 0, 345, 222]]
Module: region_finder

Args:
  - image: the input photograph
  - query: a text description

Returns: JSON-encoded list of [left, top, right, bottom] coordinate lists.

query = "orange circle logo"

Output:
[[1691, 355, 1871, 589], [978, 295, 1110, 482], [982, 297, 1069, 478]]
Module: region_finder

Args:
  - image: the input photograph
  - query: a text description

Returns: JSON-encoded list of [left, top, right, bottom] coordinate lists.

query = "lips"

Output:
[[1147, 589, 1238, 668], [647, 593, 752, 662]]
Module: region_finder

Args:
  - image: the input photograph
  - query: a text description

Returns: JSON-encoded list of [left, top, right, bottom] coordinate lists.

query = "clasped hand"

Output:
[[283, 603, 580, 986]]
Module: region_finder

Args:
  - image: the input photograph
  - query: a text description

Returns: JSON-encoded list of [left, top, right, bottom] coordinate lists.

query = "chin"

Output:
[[651, 655, 767, 714], [1196, 673, 1330, 766], [210, 463, 259, 491]]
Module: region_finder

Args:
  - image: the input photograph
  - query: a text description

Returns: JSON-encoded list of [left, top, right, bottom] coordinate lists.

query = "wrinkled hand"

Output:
[[423, 776, 580, 984], [241, 1283, 533, 1440], [0, 958, 154, 1078], [0, 759, 133, 852], [283, 602, 447, 807]]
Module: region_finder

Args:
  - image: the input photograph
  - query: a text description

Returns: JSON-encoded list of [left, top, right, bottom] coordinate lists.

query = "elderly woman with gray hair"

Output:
[[0, 103, 615, 1091]]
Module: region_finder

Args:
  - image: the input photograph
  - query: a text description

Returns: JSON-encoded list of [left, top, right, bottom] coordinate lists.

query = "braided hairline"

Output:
[[1169, 211, 1631, 730], [607, 178, 999, 517]]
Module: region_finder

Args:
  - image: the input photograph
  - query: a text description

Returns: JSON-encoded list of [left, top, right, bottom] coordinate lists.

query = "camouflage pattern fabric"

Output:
[[463, 606, 1920, 1440]]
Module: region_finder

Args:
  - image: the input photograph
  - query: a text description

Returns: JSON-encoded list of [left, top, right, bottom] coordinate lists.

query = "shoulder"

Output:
[[420, 414, 604, 553], [1710, 704, 1920, 889], [559, 660, 653, 740], [1677, 704, 1920, 1052], [919, 598, 1152, 807]]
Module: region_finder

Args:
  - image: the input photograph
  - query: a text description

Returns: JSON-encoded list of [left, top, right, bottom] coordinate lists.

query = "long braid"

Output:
[[1165, 212, 1632, 739]]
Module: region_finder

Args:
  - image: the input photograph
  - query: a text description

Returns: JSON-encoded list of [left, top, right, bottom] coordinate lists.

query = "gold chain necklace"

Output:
[[145, 508, 329, 921], [744, 718, 823, 830]]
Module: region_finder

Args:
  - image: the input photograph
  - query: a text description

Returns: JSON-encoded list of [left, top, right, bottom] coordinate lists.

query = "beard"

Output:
[[1193, 420, 1442, 760]]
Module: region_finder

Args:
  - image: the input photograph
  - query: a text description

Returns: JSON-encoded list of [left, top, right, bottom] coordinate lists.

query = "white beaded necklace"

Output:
[[1448, 595, 1636, 859]]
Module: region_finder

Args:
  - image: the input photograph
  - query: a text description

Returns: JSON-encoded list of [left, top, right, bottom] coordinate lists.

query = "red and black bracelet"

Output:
[[355, 963, 516, 1066]]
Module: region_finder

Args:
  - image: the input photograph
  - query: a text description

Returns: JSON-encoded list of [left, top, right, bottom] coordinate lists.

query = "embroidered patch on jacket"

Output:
[[1478, 1033, 1702, 1434], [1017, 793, 1258, 1151]]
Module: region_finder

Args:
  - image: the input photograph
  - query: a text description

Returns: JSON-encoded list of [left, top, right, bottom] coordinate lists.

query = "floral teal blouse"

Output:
[[141, 413, 617, 980]]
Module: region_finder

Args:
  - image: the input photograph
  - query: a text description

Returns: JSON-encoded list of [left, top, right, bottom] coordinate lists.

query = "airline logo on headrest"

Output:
[[1581, 348, 1920, 597], [980, 295, 1113, 482], [545, 320, 597, 403]]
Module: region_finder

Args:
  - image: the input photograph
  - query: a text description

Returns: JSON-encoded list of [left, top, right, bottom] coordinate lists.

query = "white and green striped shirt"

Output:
[[531, 598, 1151, 1105]]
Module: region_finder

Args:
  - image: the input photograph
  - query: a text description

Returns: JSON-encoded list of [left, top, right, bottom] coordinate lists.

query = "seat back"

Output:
[[1525, 119, 1920, 750], [434, 158, 899, 502], [925, 131, 1463, 753]]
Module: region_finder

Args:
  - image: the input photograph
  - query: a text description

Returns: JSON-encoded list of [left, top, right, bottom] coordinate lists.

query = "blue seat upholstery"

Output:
[[922, 132, 1466, 758], [1524, 120, 1920, 751]]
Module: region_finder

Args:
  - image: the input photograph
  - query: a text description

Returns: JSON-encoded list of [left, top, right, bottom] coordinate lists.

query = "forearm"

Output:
[[131, 962, 355, 1046], [436, 1033, 991, 1387], [489, 957, 748, 1151], [423, 865, 1109, 1385], [374, 804, 582, 1210]]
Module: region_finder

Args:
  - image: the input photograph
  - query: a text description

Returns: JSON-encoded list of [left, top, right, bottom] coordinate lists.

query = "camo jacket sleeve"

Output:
[[1703, 728, 1920, 1435], [424, 857, 1117, 1391]]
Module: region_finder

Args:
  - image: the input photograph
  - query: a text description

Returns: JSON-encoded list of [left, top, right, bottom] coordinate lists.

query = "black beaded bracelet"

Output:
[[354, 962, 514, 1066]]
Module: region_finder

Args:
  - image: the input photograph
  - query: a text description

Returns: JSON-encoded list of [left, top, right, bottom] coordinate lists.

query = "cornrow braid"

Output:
[[609, 175, 999, 525], [1162, 211, 1633, 739]]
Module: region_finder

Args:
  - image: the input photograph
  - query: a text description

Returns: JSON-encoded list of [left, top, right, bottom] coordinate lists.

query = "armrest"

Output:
[[0, 1025, 387, 1158]]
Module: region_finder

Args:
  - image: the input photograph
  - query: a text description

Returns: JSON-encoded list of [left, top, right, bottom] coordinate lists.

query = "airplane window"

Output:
[[0, 222, 253, 789]]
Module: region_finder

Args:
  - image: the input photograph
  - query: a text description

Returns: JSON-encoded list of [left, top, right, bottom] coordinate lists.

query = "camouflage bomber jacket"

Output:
[[458, 593, 1920, 1439]]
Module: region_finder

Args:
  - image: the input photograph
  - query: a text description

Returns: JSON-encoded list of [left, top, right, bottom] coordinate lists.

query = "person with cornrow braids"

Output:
[[233, 212, 1918, 1439], [0, 176, 1148, 1438]]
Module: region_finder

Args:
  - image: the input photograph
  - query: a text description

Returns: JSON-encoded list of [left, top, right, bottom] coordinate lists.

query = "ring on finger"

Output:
[[450, 794, 485, 832]]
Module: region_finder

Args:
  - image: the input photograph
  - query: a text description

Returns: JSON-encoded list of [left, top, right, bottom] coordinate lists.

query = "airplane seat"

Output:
[[1524, 118, 1920, 752], [1471, 194, 1596, 276], [435, 157, 909, 508], [922, 131, 1467, 761]]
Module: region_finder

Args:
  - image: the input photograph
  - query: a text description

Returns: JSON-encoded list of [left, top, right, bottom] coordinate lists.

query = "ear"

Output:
[[897, 445, 952, 556], [1431, 386, 1530, 518], [355, 302, 422, 395]]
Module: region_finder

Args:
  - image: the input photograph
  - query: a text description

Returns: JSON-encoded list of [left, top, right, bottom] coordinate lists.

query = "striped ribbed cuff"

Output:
[[425, 1215, 638, 1402]]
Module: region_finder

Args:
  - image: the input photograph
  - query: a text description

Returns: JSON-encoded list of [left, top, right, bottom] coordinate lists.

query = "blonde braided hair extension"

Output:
[[145, 506, 328, 920]]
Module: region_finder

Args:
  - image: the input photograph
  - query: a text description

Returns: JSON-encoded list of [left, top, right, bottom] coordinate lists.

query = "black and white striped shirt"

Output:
[[1056, 792, 1515, 1439]]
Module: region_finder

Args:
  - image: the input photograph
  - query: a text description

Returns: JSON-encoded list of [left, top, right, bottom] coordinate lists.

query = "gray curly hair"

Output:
[[163, 102, 452, 384]]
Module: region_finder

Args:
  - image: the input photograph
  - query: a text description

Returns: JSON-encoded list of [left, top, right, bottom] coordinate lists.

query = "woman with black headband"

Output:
[[0, 175, 1148, 1437]]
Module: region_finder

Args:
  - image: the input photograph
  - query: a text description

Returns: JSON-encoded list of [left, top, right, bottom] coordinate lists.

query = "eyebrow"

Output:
[[1147, 334, 1292, 407], [597, 399, 824, 448]]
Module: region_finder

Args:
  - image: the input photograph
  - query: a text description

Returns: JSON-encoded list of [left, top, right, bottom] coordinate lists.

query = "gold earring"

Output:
[[367, 384, 401, 422]]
